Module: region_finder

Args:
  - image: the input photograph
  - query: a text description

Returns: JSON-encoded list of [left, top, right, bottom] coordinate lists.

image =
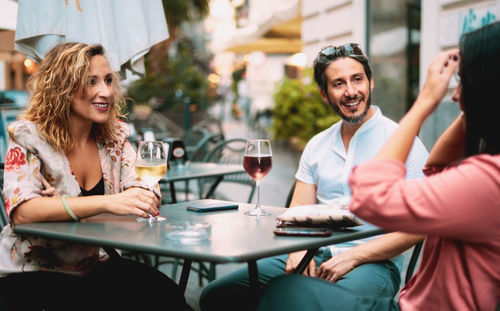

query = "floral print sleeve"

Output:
[[2, 127, 46, 220]]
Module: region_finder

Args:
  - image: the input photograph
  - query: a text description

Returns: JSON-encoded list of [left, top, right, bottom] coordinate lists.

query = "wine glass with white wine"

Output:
[[243, 139, 273, 216], [135, 140, 168, 223]]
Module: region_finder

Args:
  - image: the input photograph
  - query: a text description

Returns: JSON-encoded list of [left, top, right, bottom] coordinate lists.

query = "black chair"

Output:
[[285, 182, 296, 207], [0, 162, 7, 230], [190, 117, 225, 142], [199, 138, 256, 203], [404, 240, 423, 284]]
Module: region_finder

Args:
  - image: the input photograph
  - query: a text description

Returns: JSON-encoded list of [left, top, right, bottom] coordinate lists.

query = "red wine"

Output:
[[243, 155, 272, 181]]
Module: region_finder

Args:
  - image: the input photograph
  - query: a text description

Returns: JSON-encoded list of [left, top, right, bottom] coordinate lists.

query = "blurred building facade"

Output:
[[2, 0, 499, 150], [301, 0, 499, 149], [0, 0, 32, 90], [207, 0, 499, 149]]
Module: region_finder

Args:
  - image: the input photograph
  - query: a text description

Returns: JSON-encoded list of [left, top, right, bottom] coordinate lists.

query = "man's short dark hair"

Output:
[[313, 43, 372, 94]]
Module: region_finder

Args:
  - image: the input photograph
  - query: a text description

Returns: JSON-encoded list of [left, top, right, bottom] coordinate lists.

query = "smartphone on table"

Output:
[[273, 227, 332, 237], [186, 200, 239, 213]]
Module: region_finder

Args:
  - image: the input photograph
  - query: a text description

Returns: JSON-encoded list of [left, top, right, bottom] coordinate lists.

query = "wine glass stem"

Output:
[[256, 181, 261, 210]]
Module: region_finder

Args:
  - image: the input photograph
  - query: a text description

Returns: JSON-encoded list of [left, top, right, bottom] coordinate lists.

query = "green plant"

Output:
[[127, 38, 213, 112], [272, 68, 340, 149]]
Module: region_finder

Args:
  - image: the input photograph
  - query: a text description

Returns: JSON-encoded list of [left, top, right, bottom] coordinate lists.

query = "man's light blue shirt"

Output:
[[295, 106, 429, 271]]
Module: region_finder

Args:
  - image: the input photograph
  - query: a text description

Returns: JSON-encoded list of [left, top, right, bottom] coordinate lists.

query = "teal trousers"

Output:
[[257, 274, 401, 311], [199, 249, 400, 311]]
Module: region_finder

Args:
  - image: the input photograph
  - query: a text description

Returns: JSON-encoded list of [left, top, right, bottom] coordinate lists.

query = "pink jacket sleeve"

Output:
[[348, 155, 500, 243]]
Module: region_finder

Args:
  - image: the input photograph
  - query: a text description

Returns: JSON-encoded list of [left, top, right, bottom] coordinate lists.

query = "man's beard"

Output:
[[328, 91, 371, 124]]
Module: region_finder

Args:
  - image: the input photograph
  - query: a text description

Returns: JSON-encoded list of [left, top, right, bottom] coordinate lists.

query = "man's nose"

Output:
[[344, 82, 357, 97]]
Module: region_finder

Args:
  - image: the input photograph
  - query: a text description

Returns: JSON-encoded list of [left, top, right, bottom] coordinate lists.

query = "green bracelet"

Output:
[[62, 194, 79, 221]]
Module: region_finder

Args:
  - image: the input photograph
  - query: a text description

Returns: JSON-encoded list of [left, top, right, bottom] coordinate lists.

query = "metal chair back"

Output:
[[201, 138, 256, 203], [405, 240, 423, 284], [0, 162, 7, 229]]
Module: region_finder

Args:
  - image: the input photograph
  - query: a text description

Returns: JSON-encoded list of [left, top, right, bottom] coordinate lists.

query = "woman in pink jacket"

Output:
[[258, 21, 499, 311]]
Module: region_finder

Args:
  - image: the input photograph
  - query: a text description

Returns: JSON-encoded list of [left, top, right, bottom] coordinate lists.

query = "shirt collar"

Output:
[[330, 105, 382, 155]]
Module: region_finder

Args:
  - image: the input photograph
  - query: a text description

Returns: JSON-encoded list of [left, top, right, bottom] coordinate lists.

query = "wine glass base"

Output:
[[244, 208, 271, 216], [136, 216, 166, 223]]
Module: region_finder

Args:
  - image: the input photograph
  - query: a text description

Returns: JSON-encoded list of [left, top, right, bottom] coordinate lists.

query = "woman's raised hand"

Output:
[[416, 49, 460, 114], [106, 187, 160, 219]]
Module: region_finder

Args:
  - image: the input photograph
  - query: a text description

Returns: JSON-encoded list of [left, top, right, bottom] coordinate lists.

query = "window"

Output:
[[367, 0, 421, 122]]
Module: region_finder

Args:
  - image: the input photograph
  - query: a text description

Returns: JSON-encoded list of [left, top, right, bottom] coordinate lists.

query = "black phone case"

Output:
[[186, 201, 239, 213], [273, 227, 332, 237]]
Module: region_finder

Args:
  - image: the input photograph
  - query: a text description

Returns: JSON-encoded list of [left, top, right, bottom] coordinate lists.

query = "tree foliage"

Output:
[[162, 0, 210, 33], [127, 38, 212, 112]]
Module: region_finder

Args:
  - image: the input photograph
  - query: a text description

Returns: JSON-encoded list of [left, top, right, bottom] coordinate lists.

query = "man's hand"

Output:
[[285, 250, 316, 276], [316, 251, 360, 282]]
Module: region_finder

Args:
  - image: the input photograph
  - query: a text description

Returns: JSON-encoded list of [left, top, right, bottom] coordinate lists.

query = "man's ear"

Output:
[[320, 89, 328, 103], [370, 77, 374, 92]]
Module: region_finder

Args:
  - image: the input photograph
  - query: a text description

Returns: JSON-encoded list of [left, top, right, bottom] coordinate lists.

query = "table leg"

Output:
[[179, 259, 192, 293], [248, 260, 260, 308], [294, 248, 317, 274], [204, 176, 223, 199], [103, 247, 121, 259], [169, 181, 177, 203]]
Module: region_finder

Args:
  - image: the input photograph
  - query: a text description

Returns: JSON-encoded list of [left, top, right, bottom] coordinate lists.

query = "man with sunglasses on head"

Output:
[[199, 44, 429, 311]]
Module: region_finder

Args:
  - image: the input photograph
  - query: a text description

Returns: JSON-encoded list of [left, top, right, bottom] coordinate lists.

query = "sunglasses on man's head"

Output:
[[320, 43, 363, 57]]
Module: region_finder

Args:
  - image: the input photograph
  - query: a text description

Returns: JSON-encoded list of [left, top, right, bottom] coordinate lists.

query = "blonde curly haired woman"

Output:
[[0, 42, 188, 310]]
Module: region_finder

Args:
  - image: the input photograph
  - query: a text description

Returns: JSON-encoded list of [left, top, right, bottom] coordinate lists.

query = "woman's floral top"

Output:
[[0, 120, 153, 276]]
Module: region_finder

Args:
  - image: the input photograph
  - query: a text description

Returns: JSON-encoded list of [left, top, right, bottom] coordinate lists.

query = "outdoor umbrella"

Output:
[[14, 0, 169, 77]]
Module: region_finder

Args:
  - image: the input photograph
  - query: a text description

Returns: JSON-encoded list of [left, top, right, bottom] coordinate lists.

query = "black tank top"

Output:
[[80, 177, 105, 196]]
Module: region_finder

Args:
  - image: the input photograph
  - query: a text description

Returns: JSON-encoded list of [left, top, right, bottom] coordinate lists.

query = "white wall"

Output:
[[302, 0, 366, 67], [246, 54, 288, 118], [420, 0, 500, 149]]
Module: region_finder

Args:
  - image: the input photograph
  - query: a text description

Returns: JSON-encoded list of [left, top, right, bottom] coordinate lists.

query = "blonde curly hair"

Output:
[[21, 42, 126, 152]]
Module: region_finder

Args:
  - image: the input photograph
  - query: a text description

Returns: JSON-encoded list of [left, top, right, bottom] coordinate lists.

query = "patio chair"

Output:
[[162, 129, 223, 202], [0, 162, 7, 229], [404, 240, 423, 284], [190, 117, 225, 141], [199, 138, 256, 203], [285, 182, 296, 207]]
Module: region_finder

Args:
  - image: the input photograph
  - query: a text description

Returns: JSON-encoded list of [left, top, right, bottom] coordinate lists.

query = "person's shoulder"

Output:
[[7, 119, 40, 144], [463, 153, 500, 168], [377, 114, 399, 129], [114, 120, 130, 140], [301, 123, 338, 153], [308, 122, 339, 144], [7, 119, 36, 133]]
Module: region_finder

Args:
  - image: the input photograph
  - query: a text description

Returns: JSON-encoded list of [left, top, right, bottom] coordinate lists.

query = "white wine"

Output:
[[135, 163, 167, 186]]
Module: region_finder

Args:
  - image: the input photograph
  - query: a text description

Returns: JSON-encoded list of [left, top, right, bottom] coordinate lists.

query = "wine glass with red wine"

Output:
[[243, 139, 273, 216]]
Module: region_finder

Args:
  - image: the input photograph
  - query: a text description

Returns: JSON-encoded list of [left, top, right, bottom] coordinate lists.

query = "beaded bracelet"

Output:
[[62, 194, 79, 221]]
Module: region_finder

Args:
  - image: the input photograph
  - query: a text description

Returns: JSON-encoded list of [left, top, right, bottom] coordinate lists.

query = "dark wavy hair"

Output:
[[459, 21, 500, 156], [313, 43, 372, 94]]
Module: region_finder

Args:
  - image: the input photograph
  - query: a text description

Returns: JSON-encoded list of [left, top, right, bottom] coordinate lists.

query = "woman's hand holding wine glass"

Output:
[[135, 140, 168, 223], [243, 139, 273, 216]]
